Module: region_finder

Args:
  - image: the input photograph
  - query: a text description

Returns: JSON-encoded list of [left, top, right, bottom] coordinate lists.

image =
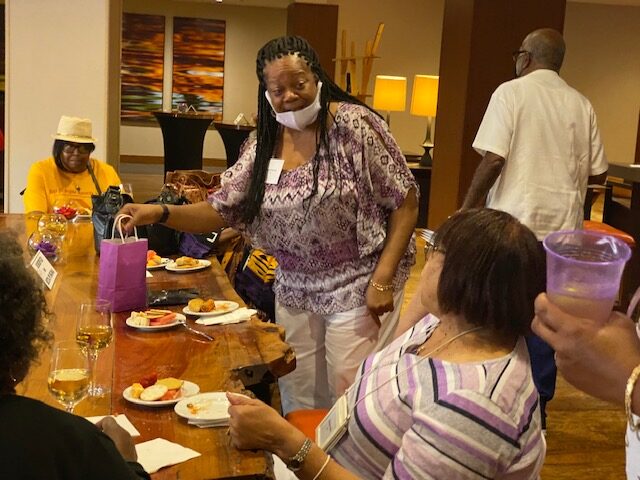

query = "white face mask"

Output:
[[265, 81, 323, 131]]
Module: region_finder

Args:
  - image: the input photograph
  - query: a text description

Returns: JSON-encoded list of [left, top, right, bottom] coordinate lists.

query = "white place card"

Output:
[[30, 250, 58, 290]]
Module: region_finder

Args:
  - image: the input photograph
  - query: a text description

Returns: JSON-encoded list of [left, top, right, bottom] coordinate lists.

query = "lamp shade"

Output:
[[373, 75, 407, 112], [410, 75, 439, 117]]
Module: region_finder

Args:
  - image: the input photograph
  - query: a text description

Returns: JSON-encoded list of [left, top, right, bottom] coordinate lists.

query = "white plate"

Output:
[[146, 258, 170, 270], [182, 301, 239, 317], [165, 259, 211, 272], [125, 313, 186, 331], [123, 380, 200, 407], [174, 392, 230, 421]]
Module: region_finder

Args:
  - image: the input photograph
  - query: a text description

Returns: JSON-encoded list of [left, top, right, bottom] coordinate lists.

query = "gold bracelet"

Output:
[[625, 364, 640, 432], [368, 280, 394, 292]]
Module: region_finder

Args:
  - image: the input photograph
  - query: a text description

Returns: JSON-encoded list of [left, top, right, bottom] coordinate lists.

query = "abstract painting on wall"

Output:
[[121, 13, 165, 124], [172, 17, 225, 120]]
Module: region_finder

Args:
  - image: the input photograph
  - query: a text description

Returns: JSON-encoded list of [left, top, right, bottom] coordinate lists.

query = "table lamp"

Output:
[[372, 75, 407, 127], [410, 75, 439, 166]]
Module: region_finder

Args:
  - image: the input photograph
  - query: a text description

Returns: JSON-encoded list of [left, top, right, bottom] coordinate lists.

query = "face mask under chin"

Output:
[[265, 81, 323, 131]]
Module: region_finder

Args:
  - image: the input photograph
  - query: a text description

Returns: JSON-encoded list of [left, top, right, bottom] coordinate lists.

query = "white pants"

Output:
[[276, 290, 404, 415]]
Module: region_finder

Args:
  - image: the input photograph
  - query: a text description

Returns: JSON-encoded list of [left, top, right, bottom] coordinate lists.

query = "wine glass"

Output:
[[119, 183, 134, 200], [76, 299, 113, 397], [48, 341, 90, 413]]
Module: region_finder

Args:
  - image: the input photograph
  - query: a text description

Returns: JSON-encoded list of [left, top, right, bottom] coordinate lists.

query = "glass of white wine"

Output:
[[76, 299, 113, 397], [48, 341, 90, 413]]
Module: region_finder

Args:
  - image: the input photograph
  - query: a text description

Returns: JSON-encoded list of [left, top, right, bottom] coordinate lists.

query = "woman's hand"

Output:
[[96, 416, 138, 462], [226, 393, 307, 460], [366, 285, 394, 327], [117, 203, 163, 233], [532, 293, 640, 406]]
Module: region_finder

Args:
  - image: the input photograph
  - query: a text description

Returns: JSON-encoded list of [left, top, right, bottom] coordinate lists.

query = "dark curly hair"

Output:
[[241, 35, 379, 224], [0, 231, 53, 394], [432, 208, 545, 337]]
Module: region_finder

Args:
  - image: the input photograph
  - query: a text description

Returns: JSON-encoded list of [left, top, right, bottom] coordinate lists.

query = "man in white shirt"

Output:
[[462, 28, 608, 430]]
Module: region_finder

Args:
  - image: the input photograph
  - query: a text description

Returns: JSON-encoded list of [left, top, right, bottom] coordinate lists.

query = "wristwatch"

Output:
[[158, 204, 170, 224], [286, 438, 312, 471]]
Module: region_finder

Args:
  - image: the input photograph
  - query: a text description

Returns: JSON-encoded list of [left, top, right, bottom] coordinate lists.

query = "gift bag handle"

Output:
[[111, 214, 139, 243]]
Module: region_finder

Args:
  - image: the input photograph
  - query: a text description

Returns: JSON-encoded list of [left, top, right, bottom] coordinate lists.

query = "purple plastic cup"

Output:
[[543, 230, 631, 322]]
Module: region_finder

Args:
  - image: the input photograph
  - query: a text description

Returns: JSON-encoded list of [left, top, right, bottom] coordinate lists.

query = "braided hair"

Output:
[[240, 35, 380, 224]]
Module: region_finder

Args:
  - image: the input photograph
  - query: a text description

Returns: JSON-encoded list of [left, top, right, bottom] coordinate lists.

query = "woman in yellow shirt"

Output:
[[24, 116, 121, 214]]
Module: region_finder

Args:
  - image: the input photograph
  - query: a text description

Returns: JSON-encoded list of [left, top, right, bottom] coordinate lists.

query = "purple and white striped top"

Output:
[[332, 315, 545, 479], [210, 102, 417, 315]]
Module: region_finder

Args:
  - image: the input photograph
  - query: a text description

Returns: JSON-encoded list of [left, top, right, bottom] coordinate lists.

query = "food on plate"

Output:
[[156, 377, 184, 390], [186, 401, 209, 415], [129, 383, 144, 399], [127, 373, 186, 403], [175, 256, 200, 268], [187, 297, 216, 313], [187, 298, 204, 312], [146, 250, 164, 267], [130, 309, 177, 326], [138, 372, 158, 389], [140, 384, 168, 401]]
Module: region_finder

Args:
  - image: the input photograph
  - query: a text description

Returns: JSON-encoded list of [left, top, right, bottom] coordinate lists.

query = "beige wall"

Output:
[[332, 0, 445, 155], [5, 0, 120, 213], [121, 0, 286, 159], [563, 2, 640, 165]]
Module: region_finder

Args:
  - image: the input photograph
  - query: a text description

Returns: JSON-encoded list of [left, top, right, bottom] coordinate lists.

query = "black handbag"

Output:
[[91, 185, 133, 254], [142, 184, 185, 256]]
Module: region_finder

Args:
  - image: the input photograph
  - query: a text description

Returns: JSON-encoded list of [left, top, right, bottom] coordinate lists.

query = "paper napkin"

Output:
[[135, 438, 201, 474], [195, 307, 257, 326], [85, 414, 141, 437]]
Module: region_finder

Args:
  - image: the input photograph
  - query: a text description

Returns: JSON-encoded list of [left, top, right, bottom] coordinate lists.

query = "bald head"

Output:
[[522, 28, 566, 72]]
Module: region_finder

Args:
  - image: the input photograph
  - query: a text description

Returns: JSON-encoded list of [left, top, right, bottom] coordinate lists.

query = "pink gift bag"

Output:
[[97, 215, 147, 312]]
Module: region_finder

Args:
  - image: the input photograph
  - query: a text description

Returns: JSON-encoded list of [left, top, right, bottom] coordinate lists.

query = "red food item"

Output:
[[138, 372, 158, 388], [150, 312, 177, 326], [53, 206, 77, 220], [159, 389, 181, 401]]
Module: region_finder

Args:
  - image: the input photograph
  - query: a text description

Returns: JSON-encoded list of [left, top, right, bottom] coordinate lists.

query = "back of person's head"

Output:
[[433, 208, 545, 337], [0, 231, 52, 394], [524, 28, 566, 72]]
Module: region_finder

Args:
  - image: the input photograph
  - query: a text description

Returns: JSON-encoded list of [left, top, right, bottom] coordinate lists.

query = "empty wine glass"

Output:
[[76, 299, 113, 397], [48, 341, 90, 413]]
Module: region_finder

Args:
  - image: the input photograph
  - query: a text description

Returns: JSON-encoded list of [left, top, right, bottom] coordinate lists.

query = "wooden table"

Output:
[[2, 214, 295, 479]]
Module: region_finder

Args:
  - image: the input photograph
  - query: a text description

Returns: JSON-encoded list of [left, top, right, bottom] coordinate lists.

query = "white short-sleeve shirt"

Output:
[[473, 69, 608, 240]]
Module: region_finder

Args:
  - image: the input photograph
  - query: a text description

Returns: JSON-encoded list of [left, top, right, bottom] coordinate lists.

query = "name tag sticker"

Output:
[[316, 393, 349, 452], [266, 158, 285, 185], [30, 250, 58, 290]]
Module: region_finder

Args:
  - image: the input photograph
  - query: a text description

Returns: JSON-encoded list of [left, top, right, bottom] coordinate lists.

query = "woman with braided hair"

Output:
[[120, 36, 418, 414]]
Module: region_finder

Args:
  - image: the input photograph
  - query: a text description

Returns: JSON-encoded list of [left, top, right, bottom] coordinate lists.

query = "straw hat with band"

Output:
[[52, 116, 97, 144]]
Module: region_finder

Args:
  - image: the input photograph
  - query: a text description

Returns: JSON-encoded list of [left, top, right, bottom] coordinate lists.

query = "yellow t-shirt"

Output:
[[23, 157, 121, 214]]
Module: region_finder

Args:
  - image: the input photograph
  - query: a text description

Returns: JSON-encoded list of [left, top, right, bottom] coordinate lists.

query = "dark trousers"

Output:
[[528, 240, 557, 428], [525, 334, 556, 427]]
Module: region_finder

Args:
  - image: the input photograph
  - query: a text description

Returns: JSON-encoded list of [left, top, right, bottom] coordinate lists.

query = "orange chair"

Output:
[[285, 409, 329, 441]]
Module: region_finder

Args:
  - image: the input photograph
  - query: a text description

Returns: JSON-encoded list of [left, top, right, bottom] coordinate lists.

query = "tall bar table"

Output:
[[213, 122, 254, 168], [153, 111, 216, 176]]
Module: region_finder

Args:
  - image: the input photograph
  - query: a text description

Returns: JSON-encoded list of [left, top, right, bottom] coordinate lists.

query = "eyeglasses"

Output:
[[424, 240, 445, 260], [62, 143, 92, 154], [512, 50, 530, 62]]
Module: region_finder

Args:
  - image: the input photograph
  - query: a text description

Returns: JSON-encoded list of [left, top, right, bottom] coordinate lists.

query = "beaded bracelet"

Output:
[[625, 364, 640, 432], [368, 280, 394, 292]]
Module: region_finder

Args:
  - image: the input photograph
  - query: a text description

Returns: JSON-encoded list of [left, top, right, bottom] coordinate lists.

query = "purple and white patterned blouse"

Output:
[[209, 102, 417, 315]]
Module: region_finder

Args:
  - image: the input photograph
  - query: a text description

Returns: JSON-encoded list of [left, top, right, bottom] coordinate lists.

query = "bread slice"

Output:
[[140, 384, 168, 401]]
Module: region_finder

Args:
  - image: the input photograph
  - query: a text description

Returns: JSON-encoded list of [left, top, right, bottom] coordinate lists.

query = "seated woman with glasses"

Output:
[[227, 208, 546, 479], [23, 115, 121, 215]]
